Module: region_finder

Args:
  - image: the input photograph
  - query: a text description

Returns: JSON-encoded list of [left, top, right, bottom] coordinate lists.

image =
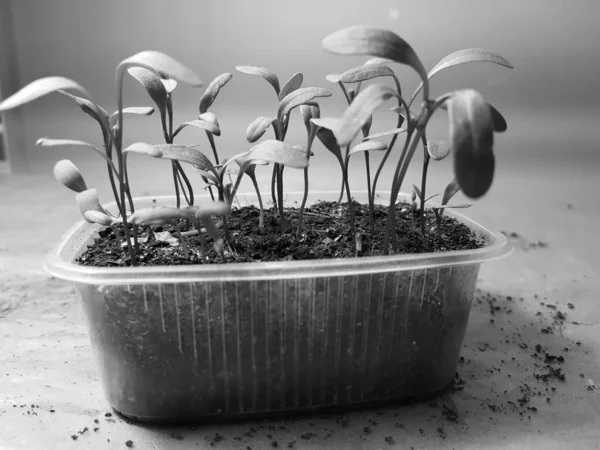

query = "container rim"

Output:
[[44, 191, 512, 284]]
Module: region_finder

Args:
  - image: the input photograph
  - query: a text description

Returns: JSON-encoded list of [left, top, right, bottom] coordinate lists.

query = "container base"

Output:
[[111, 380, 454, 424]]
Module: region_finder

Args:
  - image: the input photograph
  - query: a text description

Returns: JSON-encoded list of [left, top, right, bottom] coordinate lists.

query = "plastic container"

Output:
[[44, 191, 511, 422]]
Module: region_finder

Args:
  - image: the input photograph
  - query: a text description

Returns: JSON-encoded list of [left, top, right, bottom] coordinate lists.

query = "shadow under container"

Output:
[[44, 192, 511, 422]]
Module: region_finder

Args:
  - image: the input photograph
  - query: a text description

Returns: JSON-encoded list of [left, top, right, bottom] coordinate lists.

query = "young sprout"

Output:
[[53, 160, 88, 193], [75, 189, 108, 217], [431, 179, 471, 237], [323, 25, 512, 253]]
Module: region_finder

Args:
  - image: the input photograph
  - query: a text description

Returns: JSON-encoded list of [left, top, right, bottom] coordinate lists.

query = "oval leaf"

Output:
[[0, 77, 91, 112], [76, 189, 106, 217], [83, 210, 114, 226], [155, 144, 217, 174], [410, 48, 513, 104], [127, 67, 168, 116], [278, 72, 304, 101], [364, 57, 394, 66], [199, 112, 221, 135], [57, 90, 110, 135], [448, 89, 495, 199], [199, 72, 233, 114], [246, 116, 277, 143], [300, 104, 320, 133], [119, 51, 203, 86], [161, 79, 178, 93], [325, 74, 341, 84], [322, 26, 427, 82], [236, 65, 280, 95], [277, 87, 332, 121], [129, 206, 187, 226], [340, 63, 395, 84], [441, 179, 461, 206], [248, 140, 308, 169], [36, 137, 102, 152], [427, 140, 452, 161], [109, 106, 154, 126], [310, 118, 344, 165], [363, 127, 406, 140], [53, 160, 88, 193], [335, 83, 399, 146], [187, 201, 230, 218], [488, 103, 507, 132], [174, 118, 220, 138], [123, 142, 163, 158], [349, 139, 387, 155]]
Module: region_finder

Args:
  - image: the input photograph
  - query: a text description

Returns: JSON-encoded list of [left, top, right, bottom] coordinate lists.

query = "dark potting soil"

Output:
[[77, 200, 485, 267]]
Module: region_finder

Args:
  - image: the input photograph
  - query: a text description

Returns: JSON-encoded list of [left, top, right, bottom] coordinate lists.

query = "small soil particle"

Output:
[[384, 435, 395, 445], [125, 440, 133, 448], [300, 432, 316, 440]]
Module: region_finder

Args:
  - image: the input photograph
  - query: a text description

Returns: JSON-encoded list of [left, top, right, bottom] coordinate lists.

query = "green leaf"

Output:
[[161, 79, 178, 93], [199, 73, 233, 114], [448, 89, 495, 199], [53, 160, 88, 193], [340, 63, 396, 84], [410, 48, 513, 104], [123, 142, 163, 158], [127, 67, 168, 117], [187, 201, 230, 218], [441, 179, 461, 206], [199, 112, 221, 135], [36, 137, 101, 151], [0, 77, 91, 111], [363, 127, 406, 140], [364, 57, 395, 66], [246, 116, 277, 143], [277, 87, 332, 121], [57, 90, 110, 136], [173, 117, 220, 138], [236, 65, 280, 95], [349, 139, 387, 155], [322, 26, 427, 82], [300, 104, 320, 133], [325, 74, 341, 84], [155, 144, 217, 174], [278, 72, 303, 101], [118, 51, 203, 86], [439, 101, 507, 132], [488, 103, 507, 132], [248, 140, 309, 169], [76, 189, 106, 217], [83, 210, 114, 226], [109, 106, 154, 127], [427, 140, 452, 161], [129, 206, 188, 226], [310, 118, 344, 166], [335, 83, 399, 146]]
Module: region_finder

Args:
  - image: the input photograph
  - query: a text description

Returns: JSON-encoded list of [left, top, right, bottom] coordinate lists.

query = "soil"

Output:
[[77, 200, 484, 267]]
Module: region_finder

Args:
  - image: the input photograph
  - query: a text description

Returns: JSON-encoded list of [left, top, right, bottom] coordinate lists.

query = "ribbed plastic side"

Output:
[[75, 263, 479, 421]]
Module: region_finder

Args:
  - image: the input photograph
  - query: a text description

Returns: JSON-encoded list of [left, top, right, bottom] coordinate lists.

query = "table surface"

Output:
[[1, 150, 600, 450]]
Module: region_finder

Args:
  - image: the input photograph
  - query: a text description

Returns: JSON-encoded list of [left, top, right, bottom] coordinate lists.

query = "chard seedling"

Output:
[[323, 25, 512, 254], [237, 65, 331, 229], [53, 159, 88, 193]]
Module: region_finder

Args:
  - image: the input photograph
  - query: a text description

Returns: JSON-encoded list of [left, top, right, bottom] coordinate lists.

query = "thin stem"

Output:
[[250, 175, 265, 229], [342, 161, 356, 240], [271, 164, 278, 207], [172, 162, 181, 208], [419, 135, 430, 237], [115, 71, 136, 264], [206, 132, 220, 165], [296, 127, 317, 239], [175, 164, 191, 205], [384, 126, 426, 253], [371, 114, 405, 204], [176, 162, 194, 206], [276, 165, 287, 230]]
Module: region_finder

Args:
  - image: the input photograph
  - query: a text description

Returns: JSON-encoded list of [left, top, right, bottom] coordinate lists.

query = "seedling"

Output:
[[0, 25, 512, 265]]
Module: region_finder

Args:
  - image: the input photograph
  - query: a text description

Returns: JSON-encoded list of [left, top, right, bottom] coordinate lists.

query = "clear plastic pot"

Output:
[[44, 192, 511, 422]]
